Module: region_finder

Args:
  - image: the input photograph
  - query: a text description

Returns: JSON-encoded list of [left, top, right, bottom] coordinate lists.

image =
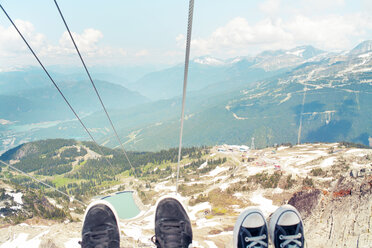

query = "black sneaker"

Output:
[[151, 197, 192, 248], [79, 200, 120, 248], [269, 204, 305, 248], [233, 207, 268, 248]]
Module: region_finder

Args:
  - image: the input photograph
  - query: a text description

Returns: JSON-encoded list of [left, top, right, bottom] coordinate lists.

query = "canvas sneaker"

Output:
[[233, 207, 268, 248], [152, 197, 192, 248], [269, 204, 305, 248], [79, 200, 120, 248]]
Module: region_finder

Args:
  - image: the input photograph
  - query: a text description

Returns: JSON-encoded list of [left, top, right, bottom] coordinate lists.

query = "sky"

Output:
[[0, 0, 371, 69]]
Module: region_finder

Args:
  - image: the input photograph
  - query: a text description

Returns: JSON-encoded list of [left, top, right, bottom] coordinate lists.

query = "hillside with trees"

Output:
[[0, 139, 208, 201]]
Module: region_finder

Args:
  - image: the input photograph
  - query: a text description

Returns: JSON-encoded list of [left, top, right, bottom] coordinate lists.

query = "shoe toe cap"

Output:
[[242, 212, 266, 228], [277, 211, 301, 226]]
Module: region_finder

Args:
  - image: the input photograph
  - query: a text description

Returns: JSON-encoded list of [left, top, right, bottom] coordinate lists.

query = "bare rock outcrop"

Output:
[[288, 189, 322, 219], [301, 176, 372, 247]]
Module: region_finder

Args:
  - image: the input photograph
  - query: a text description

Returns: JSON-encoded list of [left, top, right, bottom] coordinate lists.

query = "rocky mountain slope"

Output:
[[0, 141, 371, 247], [0, 180, 71, 226]]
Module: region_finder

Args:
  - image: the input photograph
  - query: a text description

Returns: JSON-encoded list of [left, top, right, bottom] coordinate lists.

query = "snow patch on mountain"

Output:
[[196, 218, 220, 228], [64, 238, 80, 248], [204, 240, 218, 248], [358, 51, 372, 58], [207, 166, 229, 177], [220, 178, 240, 191], [350, 40, 372, 55], [207, 231, 234, 238], [227, 56, 246, 64], [189, 202, 211, 221], [232, 113, 249, 120], [6, 192, 23, 205], [121, 224, 142, 242], [320, 157, 336, 168], [286, 49, 305, 57], [0, 230, 49, 248], [249, 192, 278, 217], [198, 161, 208, 170], [0, 119, 13, 125], [193, 56, 225, 66], [279, 93, 292, 104]]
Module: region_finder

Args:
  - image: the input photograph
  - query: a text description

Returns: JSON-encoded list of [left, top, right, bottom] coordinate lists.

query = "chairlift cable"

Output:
[[0, 4, 113, 167], [0, 3, 116, 198], [176, 0, 194, 194], [0, 160, 87, 206], [53, 0, 136, 175], [0, 4, 112, 168], [297, 86, 307, 144]]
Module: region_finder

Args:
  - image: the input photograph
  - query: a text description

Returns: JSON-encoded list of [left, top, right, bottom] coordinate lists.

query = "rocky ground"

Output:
[[0, 143, 371, 247]]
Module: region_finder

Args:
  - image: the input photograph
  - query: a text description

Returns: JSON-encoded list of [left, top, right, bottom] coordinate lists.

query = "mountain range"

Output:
[[0, 41, 371, 153], [128, 45, 325, 100]]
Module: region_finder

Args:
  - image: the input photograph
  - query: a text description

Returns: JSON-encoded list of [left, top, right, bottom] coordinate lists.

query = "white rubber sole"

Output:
[[233, 207, 267, 248], [83, 199, 121, 235], [268, 204, 303, 246]]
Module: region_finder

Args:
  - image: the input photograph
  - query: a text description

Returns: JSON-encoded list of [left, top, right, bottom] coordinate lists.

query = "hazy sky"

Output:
[[0, 0, 371, 69]]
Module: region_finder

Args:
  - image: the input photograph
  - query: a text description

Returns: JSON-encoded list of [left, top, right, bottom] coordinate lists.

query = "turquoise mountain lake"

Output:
[[102, 191, 140, 219]]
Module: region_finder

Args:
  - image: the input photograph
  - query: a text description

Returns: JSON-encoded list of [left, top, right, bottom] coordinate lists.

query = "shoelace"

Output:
[[279, 233, 302, 248], [245, 234, 268, 248], [152, 219, 189, 247], [79, 224, 119, 247]]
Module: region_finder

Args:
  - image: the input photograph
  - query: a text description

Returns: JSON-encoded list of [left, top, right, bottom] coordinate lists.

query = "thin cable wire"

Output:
[[53, 0, 136, 175], [0, 160, 86, 206], [176, 0, 194, 194], [0, 4, 115, 176], [297, 86, 307, 144]]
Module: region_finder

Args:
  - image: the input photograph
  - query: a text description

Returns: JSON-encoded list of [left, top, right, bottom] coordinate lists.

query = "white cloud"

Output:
[[190, 13, 372, 57], [284, 14, 364, 50], [164, 50, 183, 57], [259, 0, 281, 15], [0, 19, 46, 57], [135, 49, 149, 57], [119, 48, 127, 56], [361, 0, 372, 12], [176, 34, 185, 48], [191, 17, 292, 56], [0, 20, 131, 68], [55, 28, 104, 56], [302, 0, 345, 10], [0, 20, 108, 63]]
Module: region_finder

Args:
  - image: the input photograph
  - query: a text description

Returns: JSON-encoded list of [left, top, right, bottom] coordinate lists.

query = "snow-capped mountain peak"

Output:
[[286, 48, 306, 57], [193, 56, 225, 66], [226, 56, 248, 64], [350, 40, 372, 55], [286, 45, 325, 59]]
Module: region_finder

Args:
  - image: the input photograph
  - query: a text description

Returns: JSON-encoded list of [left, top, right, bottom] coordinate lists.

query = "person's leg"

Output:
[[152, 197, 193, 248], [233, 207, 268, 248], [79, 200, 120, 248], [268, 204, 304, 248]]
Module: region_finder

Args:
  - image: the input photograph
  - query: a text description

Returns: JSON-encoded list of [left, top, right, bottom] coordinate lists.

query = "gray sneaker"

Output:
[[269, 204, 304, 248], [80, 200, 120, 248], [233, 207, 268, 248]]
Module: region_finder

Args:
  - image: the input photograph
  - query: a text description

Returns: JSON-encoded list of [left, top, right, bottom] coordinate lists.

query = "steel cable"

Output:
[[53, 0, 136, 175], [176, 0, 194, 194], [0, 160, 87, 206], [0, 3, 116, 202]]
